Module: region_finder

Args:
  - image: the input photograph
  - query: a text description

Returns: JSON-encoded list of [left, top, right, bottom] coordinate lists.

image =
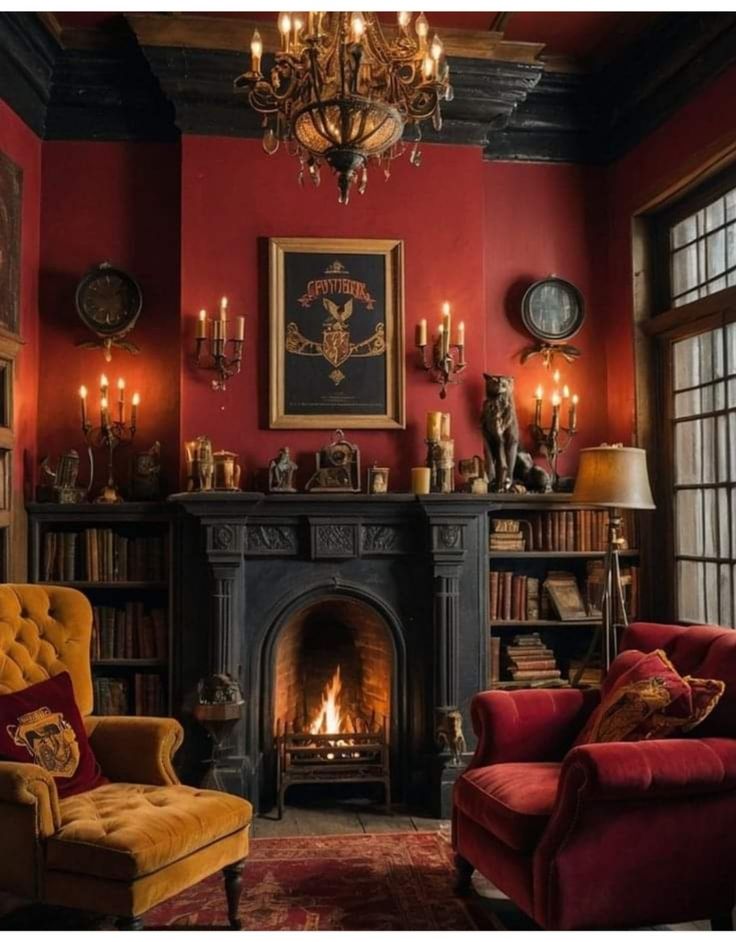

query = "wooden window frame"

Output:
[[0, 327, 25, 582]]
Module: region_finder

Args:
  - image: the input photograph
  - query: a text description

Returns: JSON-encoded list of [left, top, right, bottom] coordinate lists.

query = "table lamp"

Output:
[[572, 445, 655, 674]]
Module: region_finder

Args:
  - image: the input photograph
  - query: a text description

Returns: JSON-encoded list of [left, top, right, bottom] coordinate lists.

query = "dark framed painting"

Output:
[[269, 237, 405, 429], [0, 151, 21, 335]]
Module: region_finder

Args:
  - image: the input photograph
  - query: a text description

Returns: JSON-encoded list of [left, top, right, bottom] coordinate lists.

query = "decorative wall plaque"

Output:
[[269, 238, 405, 429]]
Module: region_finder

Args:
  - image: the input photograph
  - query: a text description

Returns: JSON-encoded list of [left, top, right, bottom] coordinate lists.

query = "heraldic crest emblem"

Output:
[[285, 259, 386, 386], [7, 704, 80, 777]]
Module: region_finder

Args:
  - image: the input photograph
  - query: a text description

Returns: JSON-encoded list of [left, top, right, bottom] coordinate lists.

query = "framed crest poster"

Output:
[[269, 237, 405, 429], [0, 151, 22, 334]]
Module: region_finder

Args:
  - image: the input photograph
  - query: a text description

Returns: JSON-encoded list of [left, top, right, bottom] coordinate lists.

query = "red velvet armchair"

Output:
[[452, 622, 736, 930]]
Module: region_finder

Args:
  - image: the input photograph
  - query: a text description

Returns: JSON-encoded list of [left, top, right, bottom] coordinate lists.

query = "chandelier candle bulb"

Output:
[[131, 392, 140, 430], [398, 10, 411, 31], [197, 309, 207, 339], [220, 296, 228, 320], [456, 320, 465, 349], [278, 12, 291, 49], [250, 29, 262, 73], [351, 12, 364, 42], [415, 12, 429, 45], [100, 373, 109, 400], [562, 384, 570, 399]]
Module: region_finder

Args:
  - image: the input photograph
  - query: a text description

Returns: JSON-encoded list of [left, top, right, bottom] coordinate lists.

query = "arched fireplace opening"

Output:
[[268, 593, 396, 814]]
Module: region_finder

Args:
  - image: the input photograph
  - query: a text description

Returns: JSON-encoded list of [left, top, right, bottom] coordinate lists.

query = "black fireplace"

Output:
[[171, 492, 490, 817]]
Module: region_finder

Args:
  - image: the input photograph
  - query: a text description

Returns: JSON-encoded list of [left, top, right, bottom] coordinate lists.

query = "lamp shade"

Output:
[[572, 445, 655, 510]]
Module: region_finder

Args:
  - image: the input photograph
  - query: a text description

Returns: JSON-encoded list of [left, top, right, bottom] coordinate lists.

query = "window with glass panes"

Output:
[[671, 324, 736, 625], [669, 186, 736, 307]]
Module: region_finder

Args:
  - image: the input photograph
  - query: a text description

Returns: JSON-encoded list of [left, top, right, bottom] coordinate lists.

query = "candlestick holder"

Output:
[[416, 335, 466, 399], [529, 407, 576, 490], [425, 437, 455, 493], [194, 305, 245, 392], [83, 415, 136, 504]]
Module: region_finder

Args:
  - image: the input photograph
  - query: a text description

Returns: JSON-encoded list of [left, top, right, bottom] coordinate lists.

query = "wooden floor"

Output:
[[252, 797, 447, 838]]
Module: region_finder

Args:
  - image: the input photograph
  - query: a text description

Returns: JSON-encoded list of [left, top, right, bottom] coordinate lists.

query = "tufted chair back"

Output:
[[621, 621, 736, 738], [0, 584, 93, 715]]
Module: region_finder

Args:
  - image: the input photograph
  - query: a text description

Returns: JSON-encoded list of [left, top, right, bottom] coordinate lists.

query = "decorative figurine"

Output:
[[480, 373, 520, 492], [268, 447, 298, 493], [436, 709, 466, 766], [305, 429, 361, 493], [458, 455, 488, 494], [367, 465, 390, 494], [514, 450, 553, 493], [37, 450, 87, 503], [185, 436, 214, 492], [131, 441, 161, 500]]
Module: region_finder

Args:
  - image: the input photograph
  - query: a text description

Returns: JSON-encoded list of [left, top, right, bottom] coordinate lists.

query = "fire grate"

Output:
[[275, 718, 390, 818]]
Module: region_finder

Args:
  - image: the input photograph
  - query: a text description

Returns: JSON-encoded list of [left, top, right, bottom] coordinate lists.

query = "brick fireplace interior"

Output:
[[273, 595, 394, 738]]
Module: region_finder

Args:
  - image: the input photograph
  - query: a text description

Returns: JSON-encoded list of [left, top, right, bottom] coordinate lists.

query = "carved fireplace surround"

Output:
[[171, 492, 490, 817]]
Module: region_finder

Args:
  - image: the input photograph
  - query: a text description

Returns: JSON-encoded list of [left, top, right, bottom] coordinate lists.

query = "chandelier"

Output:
[[234, 12, 452, 204]]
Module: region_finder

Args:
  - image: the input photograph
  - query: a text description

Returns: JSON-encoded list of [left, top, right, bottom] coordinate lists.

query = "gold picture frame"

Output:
[[269, 237, 405, 429]]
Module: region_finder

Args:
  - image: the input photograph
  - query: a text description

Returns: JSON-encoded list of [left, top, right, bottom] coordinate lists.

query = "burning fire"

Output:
[[309, 665, 343, 735]]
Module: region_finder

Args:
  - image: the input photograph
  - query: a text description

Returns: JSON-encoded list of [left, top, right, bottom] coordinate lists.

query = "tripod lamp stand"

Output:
[[572, 445, 655, 674]]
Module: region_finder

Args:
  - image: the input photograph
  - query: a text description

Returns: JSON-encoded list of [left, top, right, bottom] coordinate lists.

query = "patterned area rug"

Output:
[[148, 831, 493, 931]]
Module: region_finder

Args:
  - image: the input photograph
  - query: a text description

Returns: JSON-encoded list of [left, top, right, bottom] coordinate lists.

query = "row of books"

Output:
[[91, 604, 168, 661], [488, 510, 639, 553], [94, 674, 166, 716], [43, 529, 167, 582], [489, 572, 541, 621]]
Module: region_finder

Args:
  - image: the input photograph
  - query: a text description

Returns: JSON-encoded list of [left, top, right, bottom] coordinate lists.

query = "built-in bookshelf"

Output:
[[488, 498, 642, 691], [28, 503, 176, 717]]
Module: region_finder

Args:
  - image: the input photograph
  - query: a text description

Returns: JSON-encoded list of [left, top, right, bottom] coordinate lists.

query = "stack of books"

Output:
[[496, 633, 569, 689], [489, 572, 540, 621], [94, 674, 165, 715], [91, 604, 168, 661], [489, 519, 526, 552]]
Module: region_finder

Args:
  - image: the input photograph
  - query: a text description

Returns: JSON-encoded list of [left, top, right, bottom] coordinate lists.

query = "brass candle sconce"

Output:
[[415, 301, 466, 398], [194, 296, 245, 392]]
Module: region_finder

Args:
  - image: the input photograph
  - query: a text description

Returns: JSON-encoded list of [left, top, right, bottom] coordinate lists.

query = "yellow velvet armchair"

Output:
[[0, 584, 252, 930]]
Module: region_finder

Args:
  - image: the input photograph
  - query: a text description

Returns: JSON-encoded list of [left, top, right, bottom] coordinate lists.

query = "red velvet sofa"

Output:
[[452, 622, 736, 930]]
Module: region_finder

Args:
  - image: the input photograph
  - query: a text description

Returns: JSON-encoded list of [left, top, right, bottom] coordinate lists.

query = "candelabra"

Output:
[[415, 302, 465, 399], [194, 297, 245, 392], [80, 376, 139, 504], [529, 383, 579, 490]]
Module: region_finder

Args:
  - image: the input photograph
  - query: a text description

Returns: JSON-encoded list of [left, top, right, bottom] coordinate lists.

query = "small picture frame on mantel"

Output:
[[269, 237, 405, 429]]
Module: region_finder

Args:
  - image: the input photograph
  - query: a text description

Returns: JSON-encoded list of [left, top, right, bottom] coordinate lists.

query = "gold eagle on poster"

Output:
[[286, 296, 386, 386]]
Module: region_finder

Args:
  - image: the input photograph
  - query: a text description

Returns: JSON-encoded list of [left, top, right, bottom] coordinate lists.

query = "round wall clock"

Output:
[[521, 276, 584, 343], [75, 261, 142, 361]]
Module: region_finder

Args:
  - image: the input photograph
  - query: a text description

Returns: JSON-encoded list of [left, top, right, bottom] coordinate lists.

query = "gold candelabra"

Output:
[[529, 372, 579, 489], [194, 296, 245, 392], [416, 302, 466, 398], [80, 375, 139, 504]]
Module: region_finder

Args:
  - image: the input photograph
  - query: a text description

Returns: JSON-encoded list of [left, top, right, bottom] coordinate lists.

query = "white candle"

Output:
[[131, 392, 140, 429], [117, 377, 125, 424], [79, 385, 88, 427], [220, 296, 228, 320], [457, 320, 465, 347], [197, 308, 207, 339], [236, 316, 245, 341], [416, 318, 427, 347]]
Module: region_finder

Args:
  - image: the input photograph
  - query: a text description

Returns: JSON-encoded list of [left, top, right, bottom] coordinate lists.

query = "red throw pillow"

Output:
[[575, 648, 725, 746], [0, 672, 107, 798]]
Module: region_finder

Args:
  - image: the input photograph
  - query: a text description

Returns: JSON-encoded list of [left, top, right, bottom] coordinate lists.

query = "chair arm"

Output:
[[84, 715, 184, 786], [561, 737, 736, 801], [0, 760, 60, 837], [467, 687, 599, 767]]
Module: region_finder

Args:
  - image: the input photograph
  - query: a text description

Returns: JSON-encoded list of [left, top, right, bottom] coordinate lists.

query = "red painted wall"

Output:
[[604, 63, 736, 445], [483, 160, 608, 478], [180, 137, 487, 491], [0, 100, 41, 504], [181, 138, 608, 489], [38, 141, 181, 495]]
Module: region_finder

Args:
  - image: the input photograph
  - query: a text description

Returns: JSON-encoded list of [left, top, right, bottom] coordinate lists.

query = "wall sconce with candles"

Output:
[[80, 374, 140, 504], [415, 301, 466, 398], [194, 296, 245, 392], [529, 369, 578, 490]]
